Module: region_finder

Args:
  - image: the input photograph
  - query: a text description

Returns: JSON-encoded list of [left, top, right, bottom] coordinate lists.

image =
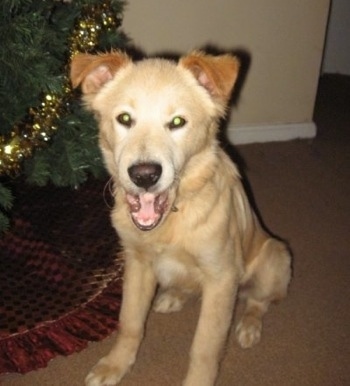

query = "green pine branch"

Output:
[[0, 0, 128, 233]]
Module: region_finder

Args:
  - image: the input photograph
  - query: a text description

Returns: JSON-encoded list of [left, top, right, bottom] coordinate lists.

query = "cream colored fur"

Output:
[[70, 51, 291, 386]]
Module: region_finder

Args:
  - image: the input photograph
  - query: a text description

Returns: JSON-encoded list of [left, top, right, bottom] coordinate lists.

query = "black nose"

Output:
[[128, 162, 162, 190]]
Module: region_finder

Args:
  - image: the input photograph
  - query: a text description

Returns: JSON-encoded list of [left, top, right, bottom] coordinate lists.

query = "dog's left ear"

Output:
[[180, 51, 239, 104]]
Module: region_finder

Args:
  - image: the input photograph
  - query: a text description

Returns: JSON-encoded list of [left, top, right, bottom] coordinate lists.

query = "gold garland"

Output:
[[0, 1, 119, 176]]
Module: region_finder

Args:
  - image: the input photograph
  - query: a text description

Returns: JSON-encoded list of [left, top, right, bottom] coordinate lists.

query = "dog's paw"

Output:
[[85, 359, 124, 386], [153, 291, 185, 313], [235, 317, 262, 349]]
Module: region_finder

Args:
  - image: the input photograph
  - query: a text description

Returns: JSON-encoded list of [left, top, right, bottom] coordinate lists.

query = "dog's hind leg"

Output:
[[235, 297, 269, 349], [235, 238, 291, 349], [85, 254, 157, 386], [153, 287, 191, 313]]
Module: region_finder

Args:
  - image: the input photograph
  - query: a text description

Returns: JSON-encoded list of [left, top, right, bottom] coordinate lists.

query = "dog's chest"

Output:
[[150, 244, 201, 289]]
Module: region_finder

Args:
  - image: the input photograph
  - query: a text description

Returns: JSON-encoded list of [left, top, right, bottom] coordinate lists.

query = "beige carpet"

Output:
[[2, 74, 349, 385]]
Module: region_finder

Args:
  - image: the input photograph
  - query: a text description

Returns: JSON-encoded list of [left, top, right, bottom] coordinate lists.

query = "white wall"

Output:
[[322, 0, 350, 75], [123, 1, 330, 144]]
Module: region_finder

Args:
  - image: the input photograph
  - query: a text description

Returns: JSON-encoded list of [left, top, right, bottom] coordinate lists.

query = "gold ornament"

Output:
[[0, 1, 120, 176]]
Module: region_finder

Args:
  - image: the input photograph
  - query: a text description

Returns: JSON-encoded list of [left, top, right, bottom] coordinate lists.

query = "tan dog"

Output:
[[70, 51, 291, 386]]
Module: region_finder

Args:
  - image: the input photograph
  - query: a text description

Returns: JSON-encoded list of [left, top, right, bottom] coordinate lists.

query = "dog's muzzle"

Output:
[[126, 162, 168, 231]]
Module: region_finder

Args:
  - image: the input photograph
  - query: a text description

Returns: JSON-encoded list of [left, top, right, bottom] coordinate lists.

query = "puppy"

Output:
[[70, 50, 291, 386]]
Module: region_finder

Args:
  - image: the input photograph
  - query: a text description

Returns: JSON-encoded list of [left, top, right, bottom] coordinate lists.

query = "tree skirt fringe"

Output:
[[0, 178, 123, 375], [0, 279, 122, 374]]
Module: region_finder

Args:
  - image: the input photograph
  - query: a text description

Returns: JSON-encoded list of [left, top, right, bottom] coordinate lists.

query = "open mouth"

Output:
[[126, 191, 169, 231]]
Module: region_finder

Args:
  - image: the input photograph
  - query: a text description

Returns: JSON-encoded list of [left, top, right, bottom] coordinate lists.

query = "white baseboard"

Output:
[[227, 122, 317, 145]]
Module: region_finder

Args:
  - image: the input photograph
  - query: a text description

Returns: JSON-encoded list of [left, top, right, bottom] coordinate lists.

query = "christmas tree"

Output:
[[0, 0, 128, 231]]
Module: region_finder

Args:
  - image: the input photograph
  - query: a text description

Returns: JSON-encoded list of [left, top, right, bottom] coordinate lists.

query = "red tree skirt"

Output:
[[0, 178, 123, 374]]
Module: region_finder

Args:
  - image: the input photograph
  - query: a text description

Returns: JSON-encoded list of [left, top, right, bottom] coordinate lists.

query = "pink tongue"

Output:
[[138, 193, 157, 222]]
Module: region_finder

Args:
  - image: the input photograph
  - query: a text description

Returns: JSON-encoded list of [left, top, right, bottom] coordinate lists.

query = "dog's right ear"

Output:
[[70, 51, 131, 95]]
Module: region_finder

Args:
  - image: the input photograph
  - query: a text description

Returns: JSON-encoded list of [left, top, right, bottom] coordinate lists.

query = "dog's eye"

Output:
[[168, 116, 186, 130], [116, 113, 133, 128]]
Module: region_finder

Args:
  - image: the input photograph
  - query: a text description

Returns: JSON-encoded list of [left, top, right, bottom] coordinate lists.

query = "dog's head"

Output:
[[70, 51, 239, 231]]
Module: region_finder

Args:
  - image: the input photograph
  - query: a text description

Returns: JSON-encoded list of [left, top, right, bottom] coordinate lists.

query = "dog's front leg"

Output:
[[183, 271, 238, 386], [85, 254, 157, 386]]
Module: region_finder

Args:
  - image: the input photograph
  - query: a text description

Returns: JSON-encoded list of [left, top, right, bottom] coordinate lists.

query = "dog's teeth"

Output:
[[154, 192, 169, 214], [126, 194, 141, 212]]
